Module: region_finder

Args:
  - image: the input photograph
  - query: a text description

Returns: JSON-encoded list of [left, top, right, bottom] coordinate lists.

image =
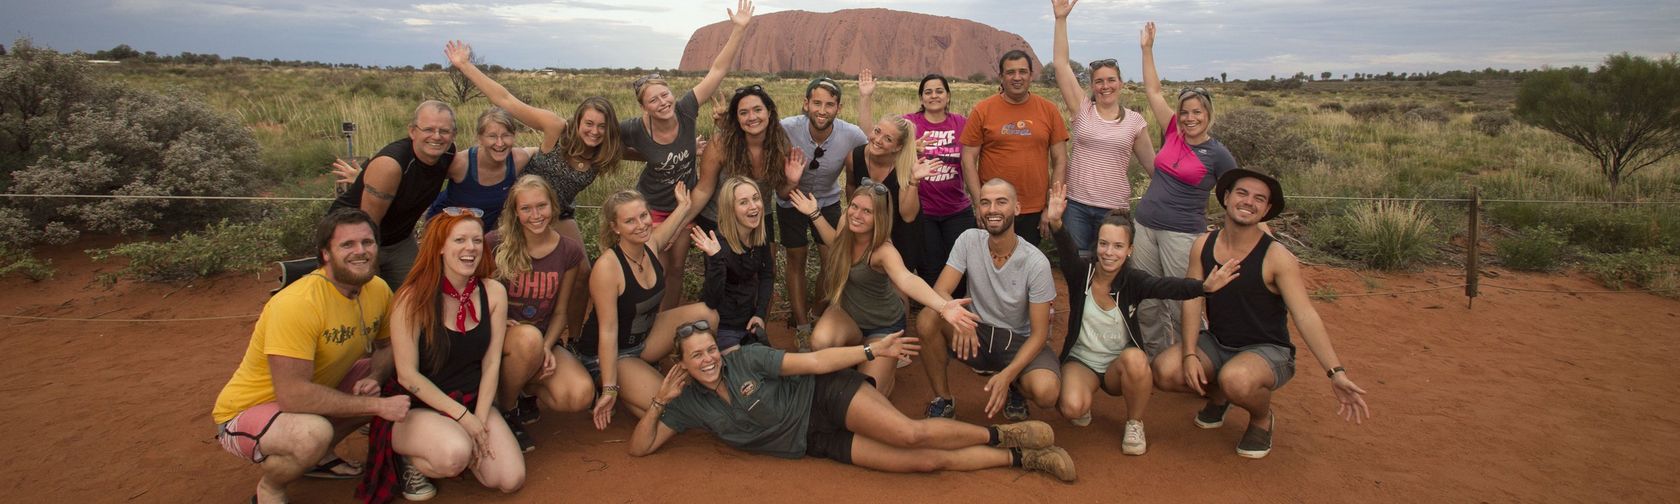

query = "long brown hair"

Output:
[[563, 96, 624, 174], [395, 212, 493, 374], [716, 86, 791, 196], [494, 175, 562, 280], [823, 186, 894, 305]]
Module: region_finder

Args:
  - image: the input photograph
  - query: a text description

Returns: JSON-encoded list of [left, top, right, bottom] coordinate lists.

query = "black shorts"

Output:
[[804, 369, 874, 464], [777, 202, 841, 248], [947, 323, 1061, 376]]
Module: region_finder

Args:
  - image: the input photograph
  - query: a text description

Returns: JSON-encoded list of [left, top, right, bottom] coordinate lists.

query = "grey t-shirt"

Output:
[[946, 228, 1056, 334], [658, 345, 815, 459], [620, 91, 701, 213], [777, 114, 868, 208]]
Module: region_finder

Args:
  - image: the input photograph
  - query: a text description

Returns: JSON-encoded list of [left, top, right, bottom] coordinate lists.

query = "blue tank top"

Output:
[[427, 147, 517, 231]]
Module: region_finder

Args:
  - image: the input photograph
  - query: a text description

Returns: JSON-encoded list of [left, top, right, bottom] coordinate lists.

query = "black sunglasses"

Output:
[[733, 84, 764, 98], [676, 319, 712, 338], [806, 146, 826, 171], [1089, 58, 1118, 69], [858, 177, 888, 195], [1178, 87, 1214, 104]]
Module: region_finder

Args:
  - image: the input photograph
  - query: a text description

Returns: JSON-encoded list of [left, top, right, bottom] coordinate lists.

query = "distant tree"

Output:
[[421, 62, 443, 71], [0, 44, 7, 56], [1515, 53, 1680, 196], [105, 44, 140, 60], [1341, 73, 1348, 80], [427, 52, 487, 103], [1220, 72, 1227, 83], [1042, 59, 1087, 87], [1322, 71, 1332, 80]]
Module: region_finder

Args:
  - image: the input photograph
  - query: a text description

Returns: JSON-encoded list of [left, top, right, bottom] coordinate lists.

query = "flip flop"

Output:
[[303, 456, 363, 479]]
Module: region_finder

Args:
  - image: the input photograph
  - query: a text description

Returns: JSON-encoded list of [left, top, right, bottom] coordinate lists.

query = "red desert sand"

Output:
[[2, 239, 1676, 502]]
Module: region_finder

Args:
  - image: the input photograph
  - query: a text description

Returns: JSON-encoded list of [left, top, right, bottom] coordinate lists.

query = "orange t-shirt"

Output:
[[959, 93, 1069, 213]]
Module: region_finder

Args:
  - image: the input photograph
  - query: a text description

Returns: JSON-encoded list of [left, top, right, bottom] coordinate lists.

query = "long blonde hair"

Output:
[[598, 189, 647, 250], [715, 176, 767, 254], [881, 116, 919, 194], [493, 175, 562, 280], [823, 186, 894, 305]]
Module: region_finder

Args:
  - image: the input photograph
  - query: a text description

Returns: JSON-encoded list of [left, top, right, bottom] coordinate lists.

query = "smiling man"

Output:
[[212, 209, 411, 504], [960, 50, 1070, 247], [330, 100, 460, 288], [778, 77, 870, 341]]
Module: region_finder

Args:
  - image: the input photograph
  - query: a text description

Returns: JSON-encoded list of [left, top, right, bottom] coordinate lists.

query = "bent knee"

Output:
[[1058, 398, 1090, 420], [542, 381, 594, 412]]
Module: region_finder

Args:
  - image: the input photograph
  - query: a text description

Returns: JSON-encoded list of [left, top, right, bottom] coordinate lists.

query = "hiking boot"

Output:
[[994, 420, 1054, 449], [1195, 401, 1230, 429], [1070, 411, 1092, 427], [516, 394, 541, 425], [1003, 386, 1029, 421], [503, 411, 536, 453], [1122, 419, 1148, 456], [398, 457, 436, 501], [1020, 446, 1077, 482], [1236, 412, 1275, 459], [925, 396, 955, 419]]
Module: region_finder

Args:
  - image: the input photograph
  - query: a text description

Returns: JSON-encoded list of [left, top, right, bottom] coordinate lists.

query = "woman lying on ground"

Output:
[[485, 175, 595, 452], [1043, 183, 1239, 456], [692, 176, 775, 352], [626, 320, 1077, 482], [578, 188, 719, 431], [790, 186, 979, 397], [622, 0, 756, 311], [358, 208, 521, 503]]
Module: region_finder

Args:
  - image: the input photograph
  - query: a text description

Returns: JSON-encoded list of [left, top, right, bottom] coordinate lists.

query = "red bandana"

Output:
[[441, 277, 479, 332]]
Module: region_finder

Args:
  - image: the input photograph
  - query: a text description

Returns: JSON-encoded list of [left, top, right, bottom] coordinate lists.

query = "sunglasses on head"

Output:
[[1088, 58, 1118, 69], [440, 207, 484, 218], [733, 84, 764, 98], [858, 177, 888, 195], [632, 73, 663, 90], [676, 319, 711, 338], [1178, 87, 1214, 104]]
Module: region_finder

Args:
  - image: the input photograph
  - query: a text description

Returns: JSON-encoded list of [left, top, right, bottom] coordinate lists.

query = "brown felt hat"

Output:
[[1215, 168, 1285, 222]]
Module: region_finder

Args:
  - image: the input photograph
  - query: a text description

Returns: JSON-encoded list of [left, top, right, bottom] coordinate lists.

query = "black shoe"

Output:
[[503, 410, 536, 453], [516, 394, 541, 425]]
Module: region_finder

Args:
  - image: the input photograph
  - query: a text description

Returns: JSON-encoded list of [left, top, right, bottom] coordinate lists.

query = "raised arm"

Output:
[[1051, 0, 1088, 116], [446, 40, 567, 152], [1271, 245, 1370, 424], [649, 181, 693, 251], [857, 69, 877, 131], [685, 134, 724, 226], [788, 190, 838, 244], [875, 244, 978, 333], [690, 0, 755, 104], [1139, 22, 1176, 128], [780, 331, 919, 376], [900, 157, 934, 221]]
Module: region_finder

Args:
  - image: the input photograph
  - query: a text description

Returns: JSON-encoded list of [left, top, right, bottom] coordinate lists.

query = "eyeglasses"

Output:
[[1088, 58, 1118, 69], [440, 207, 484, 218], [676, 319, 711, 338], [858, 177, 889, 195], [733, 84, 764, 98], [806, 146, 826, 171], [1178, 87, 1214, 104], [414, 126, 456, 137]]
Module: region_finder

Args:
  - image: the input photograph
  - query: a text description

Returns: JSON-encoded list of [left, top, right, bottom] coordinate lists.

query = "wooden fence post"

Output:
[[1466, 186, 1480, 309]]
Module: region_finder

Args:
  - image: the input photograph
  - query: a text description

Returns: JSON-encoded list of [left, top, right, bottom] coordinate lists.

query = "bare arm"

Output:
[[446, 41, 567, 152], [780, 332, 918, 376], [1131, 124, 1157, 175], [543, 267, 579, 348], [1139, 22, 1176, 129], [788, 189, 838, 244], [1051, 0, 1088, 115], [980, 301, 1051, 417], [649, 181, 693, 251], [589, 255, 624, 430], [628, 365, 688, 456], [961, 144, 982, 216], [690, 0, 755, 103], [474, 280, 509, 421], [1271, 245, 1371, 422], [857, 69, 876, 132], [900, 158, 934, 221], [1048, 140, 1069, 193], [358, 157, 402, 224], [389, 297, 472, 419], [270, 356, 384, 416], [684, 135, 724, 225]]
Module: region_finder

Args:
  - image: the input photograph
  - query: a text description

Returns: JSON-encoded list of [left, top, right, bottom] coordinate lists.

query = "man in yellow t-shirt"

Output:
[[211, 209, 412, 504]]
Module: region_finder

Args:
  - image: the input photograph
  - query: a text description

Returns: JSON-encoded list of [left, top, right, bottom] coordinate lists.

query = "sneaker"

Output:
[[1020, 446, 1077, 482], [398, 457, 436, 501], [503, 413, 536, 453], [1003, 386, 1029, 421], [993, 420, 1054, 449], [1236, 412, 1274, 459], [1070, 412, 1092, 427], [925, 396, 956, 419], [516, 394, 541, 425], [1195, 401, 1230, 429], [1122, 420, 1148, 456]]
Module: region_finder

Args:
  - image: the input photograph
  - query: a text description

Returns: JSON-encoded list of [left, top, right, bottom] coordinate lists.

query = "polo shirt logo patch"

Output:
[[1001, 120, 1034, 136], [739, 380, 759, 397]]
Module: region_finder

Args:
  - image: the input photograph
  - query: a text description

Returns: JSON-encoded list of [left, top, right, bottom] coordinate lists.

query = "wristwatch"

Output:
[[863, 344, 876, 361], [1326, 366, 1346, 378]]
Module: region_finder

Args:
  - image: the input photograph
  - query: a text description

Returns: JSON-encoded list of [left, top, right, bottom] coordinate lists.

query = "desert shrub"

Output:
[[1346, 101, 1394, 120], [0, 251, 53, 281], [1494, 224, 1568, 271], [1214, 108, 1320, 174], [1437, 77, 1478, 87], [1310, 201, 1437, 270], [1486, 204, 1671, 254], [89, 219, 285, 282], [1402, 107, 1450, 123], [1244, 79, 1303, 91], [1317, 101, 1344, 112], [268, 200, 332, 258], [1515, 53, 1680, 196], [1249, 96, 1277, 107], [1472, 111, 1513, 136], [1582, 249, 1678, 293], [1, 40, 263, 249]]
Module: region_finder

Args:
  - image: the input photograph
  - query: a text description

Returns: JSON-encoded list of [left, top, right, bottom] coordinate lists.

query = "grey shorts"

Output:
[[946, 323, 1060, 377], [1195, 330, 1295, 388]]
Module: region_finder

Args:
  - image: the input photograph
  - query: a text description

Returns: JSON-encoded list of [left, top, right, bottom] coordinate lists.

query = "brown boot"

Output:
[[994, 420, 1054, 449], [1020, 446, 1076, 482]]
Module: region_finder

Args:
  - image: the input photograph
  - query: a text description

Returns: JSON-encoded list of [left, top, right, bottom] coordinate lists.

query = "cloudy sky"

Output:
[[2, 0, 1674, 80]]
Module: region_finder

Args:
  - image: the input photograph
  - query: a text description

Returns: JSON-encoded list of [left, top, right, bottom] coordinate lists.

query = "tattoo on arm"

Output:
[[366, 185, 396, 201]]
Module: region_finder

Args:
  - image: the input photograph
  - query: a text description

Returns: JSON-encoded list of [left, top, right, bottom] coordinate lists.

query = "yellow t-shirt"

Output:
[[211, 271, 392, 424]]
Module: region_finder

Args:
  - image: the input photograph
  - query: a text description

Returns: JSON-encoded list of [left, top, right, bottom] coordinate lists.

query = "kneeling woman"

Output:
[[790, 185, 978, 396], [1045, 184, 1238, 456], [359, 209, 522, 503], [628, 322, 1076, 482], [580, 187, 718, 431], [692, 176, 774, 352]]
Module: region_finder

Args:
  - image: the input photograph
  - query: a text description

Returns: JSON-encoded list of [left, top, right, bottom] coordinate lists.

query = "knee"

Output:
[[1120, 353, 1151, 380], [506, 326, 543, 360], [1058, 396, 1089, 420], [285, 414, 335, 460], [1218, 368, 1265, 397], [542, 379, 593, 412], [1152, 363, 1183, 391], [427, 437, 473, 477], [493, 469, 526, 494], [889, 422, 933, 448], [915, 310, 943, 339]]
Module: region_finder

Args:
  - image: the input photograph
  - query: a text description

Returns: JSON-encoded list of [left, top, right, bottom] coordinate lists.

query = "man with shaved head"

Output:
[[917, 178, 1061, 422], [330, 100, 459, 288]]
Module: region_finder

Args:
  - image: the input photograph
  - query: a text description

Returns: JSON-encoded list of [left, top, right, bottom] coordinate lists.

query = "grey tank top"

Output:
[[840, 249, 904, 330]]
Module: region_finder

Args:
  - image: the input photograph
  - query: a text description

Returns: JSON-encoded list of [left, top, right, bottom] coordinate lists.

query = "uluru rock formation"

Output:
[[679, 8, 1039, 80]]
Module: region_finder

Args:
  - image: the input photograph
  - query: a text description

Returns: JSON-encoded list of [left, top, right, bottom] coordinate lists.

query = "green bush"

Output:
[[1473, 111, 1513, 136], [1214, 108, 1320, 174], [1495, 225, 1569, 271], [89, 219, 285, 282], [0, 250, 54, 281], [1582, 249, 1677, 293], [1311, 201, 1437, 270]]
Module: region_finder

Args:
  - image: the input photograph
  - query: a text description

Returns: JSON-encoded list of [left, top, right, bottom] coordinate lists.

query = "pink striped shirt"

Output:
[[1067, 100, 1146, 209]]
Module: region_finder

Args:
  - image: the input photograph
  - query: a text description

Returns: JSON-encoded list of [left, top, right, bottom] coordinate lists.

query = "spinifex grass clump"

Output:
[[1310, 201, 1438, 270], [1495, 224, 1569, 271]]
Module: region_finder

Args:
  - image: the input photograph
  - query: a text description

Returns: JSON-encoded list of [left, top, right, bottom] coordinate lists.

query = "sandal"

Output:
[[303, 456, 363, 479]]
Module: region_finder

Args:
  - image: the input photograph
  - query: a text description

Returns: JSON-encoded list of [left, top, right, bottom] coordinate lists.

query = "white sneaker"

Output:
[[1071, 412, 1092, 427], [1122, 419, 1148, 455]]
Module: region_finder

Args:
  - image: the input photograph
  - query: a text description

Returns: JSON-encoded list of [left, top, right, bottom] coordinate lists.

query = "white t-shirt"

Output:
[[945, 228, 1055, 334]]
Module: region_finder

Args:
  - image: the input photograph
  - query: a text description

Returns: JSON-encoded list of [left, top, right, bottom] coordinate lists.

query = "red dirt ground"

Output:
[[2, 240, 1676, 503]]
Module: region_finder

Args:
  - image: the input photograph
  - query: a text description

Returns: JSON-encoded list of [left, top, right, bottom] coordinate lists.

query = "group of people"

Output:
[[210, 1, 1371, 502]]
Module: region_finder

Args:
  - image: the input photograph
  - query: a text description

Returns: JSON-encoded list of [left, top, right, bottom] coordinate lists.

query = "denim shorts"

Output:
[[577, 341, 649, 378]]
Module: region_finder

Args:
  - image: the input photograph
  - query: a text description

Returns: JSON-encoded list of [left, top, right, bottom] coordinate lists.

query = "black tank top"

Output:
[[578, 244, 665, 355], [418, 284, 491, 395], [330, 138, 455, 245], [1201, 229, 1293, 354]]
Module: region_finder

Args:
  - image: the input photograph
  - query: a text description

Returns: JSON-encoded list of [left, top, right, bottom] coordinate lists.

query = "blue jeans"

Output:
[[1062, 199, 1115, 259]]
